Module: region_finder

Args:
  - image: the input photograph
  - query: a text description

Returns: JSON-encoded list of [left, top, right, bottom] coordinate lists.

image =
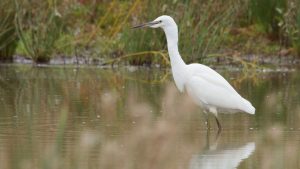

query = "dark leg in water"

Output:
[[203, 111, 210, 130], [214, 115, 222, 132]]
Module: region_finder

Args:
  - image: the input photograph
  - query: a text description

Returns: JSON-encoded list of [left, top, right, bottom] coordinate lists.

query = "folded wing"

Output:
[[186, 64, 255, 114]]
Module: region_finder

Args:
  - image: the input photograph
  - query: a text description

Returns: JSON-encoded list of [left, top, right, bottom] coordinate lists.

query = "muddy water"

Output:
[[0, 65, 299, 169]]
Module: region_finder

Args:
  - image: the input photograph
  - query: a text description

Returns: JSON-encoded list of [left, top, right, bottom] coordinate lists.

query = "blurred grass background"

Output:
[[0, 0, 299, 64]]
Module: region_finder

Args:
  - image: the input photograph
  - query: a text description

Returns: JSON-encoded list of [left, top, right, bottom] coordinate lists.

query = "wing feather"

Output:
[[185, 63, 252, 112], [187, 63, 237, 94]]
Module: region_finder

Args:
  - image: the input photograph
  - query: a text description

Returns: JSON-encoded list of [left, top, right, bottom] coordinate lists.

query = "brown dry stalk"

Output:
[[102, 50, 170, 66]]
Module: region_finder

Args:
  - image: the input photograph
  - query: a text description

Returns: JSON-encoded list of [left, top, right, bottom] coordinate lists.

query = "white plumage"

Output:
[[185, 63, 255, 115], [133, 15, 255, 130]]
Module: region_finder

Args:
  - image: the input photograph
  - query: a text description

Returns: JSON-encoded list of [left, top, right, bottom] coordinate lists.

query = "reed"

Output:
[[15, 0, 63, 63], [249, 0, 287, 38], [4, 0, 300, 65], [121, 0, 239, 64], [284, 0, 300, 55], [0, 0, 18, 61]]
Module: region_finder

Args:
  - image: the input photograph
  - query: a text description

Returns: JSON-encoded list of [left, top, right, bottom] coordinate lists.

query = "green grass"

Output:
[[0, 0, 299, 64], [121, 0, 239, 65], [249, 0, 287, 38], [0, 0, 18, 61], [292, 4, 300, 55], [15, 0, 64, 63]]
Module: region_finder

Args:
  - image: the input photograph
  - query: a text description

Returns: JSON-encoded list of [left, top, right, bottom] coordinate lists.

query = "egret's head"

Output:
[[133, 15, 176, 29]]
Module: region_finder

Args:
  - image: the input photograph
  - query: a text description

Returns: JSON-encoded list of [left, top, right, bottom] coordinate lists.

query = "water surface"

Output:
[[0, 65, 299, 169]]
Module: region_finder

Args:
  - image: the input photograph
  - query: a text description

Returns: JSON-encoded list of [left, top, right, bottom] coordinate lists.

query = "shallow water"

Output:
[[0, 65, 299, 169]]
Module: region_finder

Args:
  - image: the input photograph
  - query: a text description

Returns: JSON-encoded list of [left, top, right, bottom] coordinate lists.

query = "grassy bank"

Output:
[[0, 0, 299, 65]]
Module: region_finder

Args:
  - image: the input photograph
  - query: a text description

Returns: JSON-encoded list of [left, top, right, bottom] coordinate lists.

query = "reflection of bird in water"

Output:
[[133, 15, 255, 131], [189, 137, 255, 169]]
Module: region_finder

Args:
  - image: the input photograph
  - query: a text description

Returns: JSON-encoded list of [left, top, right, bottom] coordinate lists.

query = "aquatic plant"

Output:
[[3, 0, 299, 65], [0, 0, 18, 61], [283, 0, 300, 56], [122, 0, 238, 64], [15, 0, 64, 63], [295, 11, 300, 55], [249, 0, 287, 39]]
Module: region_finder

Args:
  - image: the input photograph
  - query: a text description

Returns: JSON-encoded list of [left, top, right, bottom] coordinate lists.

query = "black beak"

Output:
[[132, 21, 160, 29]]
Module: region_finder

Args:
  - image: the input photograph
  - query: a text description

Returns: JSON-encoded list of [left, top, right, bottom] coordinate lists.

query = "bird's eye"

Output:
[[159, 20, 162, 23]]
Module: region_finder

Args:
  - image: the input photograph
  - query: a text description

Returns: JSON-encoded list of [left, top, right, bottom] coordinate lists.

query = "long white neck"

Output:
[[163, 25, 187, 92], [163, 25, 186, 67]]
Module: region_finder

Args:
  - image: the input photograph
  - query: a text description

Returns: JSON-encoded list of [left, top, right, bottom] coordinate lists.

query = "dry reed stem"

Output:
[[102, 50, 170, 66]]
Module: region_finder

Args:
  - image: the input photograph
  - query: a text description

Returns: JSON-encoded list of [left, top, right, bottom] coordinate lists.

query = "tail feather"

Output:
[[240, 98, 255, 114]]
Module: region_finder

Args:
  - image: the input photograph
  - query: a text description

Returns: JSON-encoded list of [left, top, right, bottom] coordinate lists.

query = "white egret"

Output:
[[133, 15, 255, 130]]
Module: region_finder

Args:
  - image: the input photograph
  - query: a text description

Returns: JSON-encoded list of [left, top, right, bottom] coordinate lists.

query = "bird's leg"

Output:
[[209, 107, 222, 132], [214, 116, 222, 132], [209, 129, 221, 151], [205, 125, 210, 149], [203, 110, 210, 130]]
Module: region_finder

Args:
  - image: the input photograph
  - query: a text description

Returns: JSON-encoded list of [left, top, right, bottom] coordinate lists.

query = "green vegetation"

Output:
[[0, 0, 299, 64], [0, 0, 18, 61], [15, 0, 64, 63], [249, 0, 287, 37]]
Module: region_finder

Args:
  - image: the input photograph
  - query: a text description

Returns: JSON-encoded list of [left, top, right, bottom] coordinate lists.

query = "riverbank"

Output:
[[8, 54, 299, 70]]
